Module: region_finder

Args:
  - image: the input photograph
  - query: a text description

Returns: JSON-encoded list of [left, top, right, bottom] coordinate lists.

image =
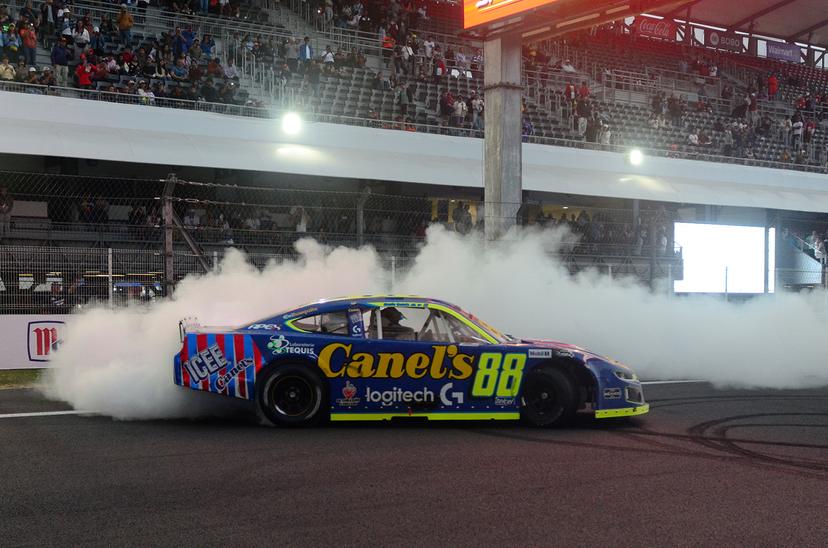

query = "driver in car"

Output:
[[378, 307, 415, 340]]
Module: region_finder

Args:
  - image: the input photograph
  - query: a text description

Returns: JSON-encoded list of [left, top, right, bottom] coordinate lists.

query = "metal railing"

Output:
[[3, 76, 826, 174]]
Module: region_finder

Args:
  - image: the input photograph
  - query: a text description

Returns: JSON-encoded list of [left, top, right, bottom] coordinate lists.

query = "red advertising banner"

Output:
[[635, 17, 677, 41]]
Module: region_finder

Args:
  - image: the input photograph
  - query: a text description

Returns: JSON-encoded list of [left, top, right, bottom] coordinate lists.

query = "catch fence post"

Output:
[[108, 248, 113, 308], [391, 256, 397, 292]]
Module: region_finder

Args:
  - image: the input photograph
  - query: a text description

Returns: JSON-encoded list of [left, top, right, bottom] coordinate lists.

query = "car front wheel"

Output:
[[520, 368, 578, 427]]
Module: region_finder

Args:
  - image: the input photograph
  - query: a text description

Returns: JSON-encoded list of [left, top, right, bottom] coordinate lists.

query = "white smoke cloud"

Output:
[[40, 227, 828, 420]]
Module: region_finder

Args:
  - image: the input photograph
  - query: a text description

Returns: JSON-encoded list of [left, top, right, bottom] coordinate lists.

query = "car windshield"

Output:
[[450, 306, 511, 343]]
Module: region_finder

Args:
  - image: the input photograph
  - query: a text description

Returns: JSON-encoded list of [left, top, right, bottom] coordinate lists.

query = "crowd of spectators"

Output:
[[531, 208, 674, 257], [0, 1, 264, 106], [782, 226, 828, 264]]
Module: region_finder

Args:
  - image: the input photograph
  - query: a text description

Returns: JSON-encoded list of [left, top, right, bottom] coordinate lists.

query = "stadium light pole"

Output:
[[483, 33, 523, 241]]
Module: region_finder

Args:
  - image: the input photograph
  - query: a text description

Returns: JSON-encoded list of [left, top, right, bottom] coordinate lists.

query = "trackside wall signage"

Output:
[[0, 315, 67, 369]]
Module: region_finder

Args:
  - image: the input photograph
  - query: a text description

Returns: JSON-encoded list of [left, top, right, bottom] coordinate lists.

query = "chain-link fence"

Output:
[[0, 170, 690, 313]]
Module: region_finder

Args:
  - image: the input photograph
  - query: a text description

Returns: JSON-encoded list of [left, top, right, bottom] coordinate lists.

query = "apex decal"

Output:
[[317, 343, 474, 380]]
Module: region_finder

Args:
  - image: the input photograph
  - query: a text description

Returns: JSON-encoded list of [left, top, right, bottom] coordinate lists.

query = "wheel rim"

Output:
[[270, 375, 316, 417], [523, 379, 559, 419]]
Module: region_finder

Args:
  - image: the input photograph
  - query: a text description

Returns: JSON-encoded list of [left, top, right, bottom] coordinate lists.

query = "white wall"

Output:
[[2, 90, 828, 213]]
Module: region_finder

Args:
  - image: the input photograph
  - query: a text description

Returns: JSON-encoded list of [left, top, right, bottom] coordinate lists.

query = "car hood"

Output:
[[517, 338, 613, 363]]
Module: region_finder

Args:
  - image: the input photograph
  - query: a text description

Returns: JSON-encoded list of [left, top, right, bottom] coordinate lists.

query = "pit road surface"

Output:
[[1, 383, 827, 546]]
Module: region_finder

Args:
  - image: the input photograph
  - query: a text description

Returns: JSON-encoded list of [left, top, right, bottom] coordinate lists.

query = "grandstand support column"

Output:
[[483, 33, 523, 241], [357, 187, 371, 246], [162, 174, 178, 297]]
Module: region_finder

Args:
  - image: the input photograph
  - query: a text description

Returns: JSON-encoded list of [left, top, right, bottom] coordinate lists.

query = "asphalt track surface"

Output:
[[1, 383, 828, 547]]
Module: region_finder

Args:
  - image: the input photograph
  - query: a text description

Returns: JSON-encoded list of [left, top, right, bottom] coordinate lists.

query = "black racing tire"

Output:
[[520, 368, 578, 427], [256, 363, 326, 427]]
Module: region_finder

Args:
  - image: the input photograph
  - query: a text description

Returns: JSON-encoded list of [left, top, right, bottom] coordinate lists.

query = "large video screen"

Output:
[[673, 223, 769, 294], [463, 0, 561, 30]]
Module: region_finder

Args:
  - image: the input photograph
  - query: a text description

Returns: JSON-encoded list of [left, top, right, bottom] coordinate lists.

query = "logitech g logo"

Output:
[[439, 383, 464, 406]]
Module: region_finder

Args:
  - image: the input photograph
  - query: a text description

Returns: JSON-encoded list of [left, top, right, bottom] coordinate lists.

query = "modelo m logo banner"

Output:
[[767, 41, 801, 63], [635, 18, 677, 41], [705, 31, 742, 52], [0, 315, 66, 369]]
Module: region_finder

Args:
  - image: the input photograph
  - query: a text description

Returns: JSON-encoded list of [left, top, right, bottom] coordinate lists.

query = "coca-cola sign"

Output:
[[705, 31, 743, 52], [635, 18, 677, 41]]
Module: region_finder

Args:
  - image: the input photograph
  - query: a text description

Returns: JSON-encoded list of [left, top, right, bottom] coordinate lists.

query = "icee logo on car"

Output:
[[267, 335, 315, 356]]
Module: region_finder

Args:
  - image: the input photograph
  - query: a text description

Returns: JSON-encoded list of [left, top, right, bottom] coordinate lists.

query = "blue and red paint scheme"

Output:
[[174, 296, 649, 422]]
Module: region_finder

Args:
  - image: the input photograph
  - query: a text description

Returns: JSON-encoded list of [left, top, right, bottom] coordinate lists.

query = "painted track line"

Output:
[[641, 380, 707, 385], [0, 410, 88, 419]]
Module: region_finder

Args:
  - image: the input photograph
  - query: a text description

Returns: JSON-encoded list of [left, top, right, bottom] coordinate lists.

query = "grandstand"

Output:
[[2, 0, 828, 311]]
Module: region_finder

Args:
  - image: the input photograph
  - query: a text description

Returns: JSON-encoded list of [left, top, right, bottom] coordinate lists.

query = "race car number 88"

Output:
[[472, 353, 526, 398]]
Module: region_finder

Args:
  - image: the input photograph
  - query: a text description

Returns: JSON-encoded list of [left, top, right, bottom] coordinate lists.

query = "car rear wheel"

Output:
[[521, 368, 578, 427], [257, 364, 325, 427]]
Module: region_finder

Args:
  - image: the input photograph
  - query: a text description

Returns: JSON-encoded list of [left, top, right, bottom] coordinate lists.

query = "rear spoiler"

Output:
[[179, 317, 201, 342]]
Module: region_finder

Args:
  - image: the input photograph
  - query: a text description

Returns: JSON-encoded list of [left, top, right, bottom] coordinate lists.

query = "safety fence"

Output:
[[0, 170, 688, 312]]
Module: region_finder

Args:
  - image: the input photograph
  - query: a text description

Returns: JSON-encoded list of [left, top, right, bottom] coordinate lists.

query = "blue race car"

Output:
[[174, 296, 648, 426]]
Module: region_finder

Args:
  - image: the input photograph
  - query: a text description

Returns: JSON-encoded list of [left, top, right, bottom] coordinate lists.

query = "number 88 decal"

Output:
[[471, 353, 526, 397]]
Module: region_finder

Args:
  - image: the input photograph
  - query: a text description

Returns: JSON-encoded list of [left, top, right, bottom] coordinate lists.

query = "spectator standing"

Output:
[[117, 6, 134, 46], [452, 94, 468, 127], [40, 0, 57, 48], [74, 55, 94, 88], [0, 187, 13, 241], [471, 92, 484, 131], [792, 113, 804, 150], [19, 23, 37, 66], [298, 36, 313, 72], [748, 92, 758, 125], [396, 81, 410, 118], [767, 73, 778, 100], [577, 81, 589, 100]]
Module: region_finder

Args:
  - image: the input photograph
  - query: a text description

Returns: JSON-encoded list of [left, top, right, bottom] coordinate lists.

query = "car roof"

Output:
[[289, 295, 455, 313]]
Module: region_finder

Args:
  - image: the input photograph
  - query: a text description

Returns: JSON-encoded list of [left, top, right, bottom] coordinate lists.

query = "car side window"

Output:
[[292, 311, 349, 335], [365, 306, 452, 342]]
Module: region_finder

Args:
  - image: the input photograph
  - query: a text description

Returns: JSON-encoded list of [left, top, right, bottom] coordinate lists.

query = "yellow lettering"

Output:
[[375, 353, 403, 378], [348, 353, 375, 378], [317, 343, 351, 378], [430, 346, 448, 379], [450, 353, 474, 380], [389, 353, 407, 378], [406, 353, 430, 379]]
